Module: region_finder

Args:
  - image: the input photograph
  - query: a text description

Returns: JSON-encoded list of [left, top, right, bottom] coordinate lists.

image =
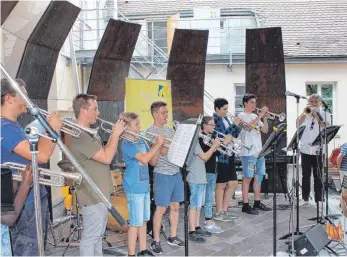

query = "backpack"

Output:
[[329, 145, 341, 166]]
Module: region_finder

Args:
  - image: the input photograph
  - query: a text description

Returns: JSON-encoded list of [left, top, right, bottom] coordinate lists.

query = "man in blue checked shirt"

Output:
[[213, 98, 242, 222]]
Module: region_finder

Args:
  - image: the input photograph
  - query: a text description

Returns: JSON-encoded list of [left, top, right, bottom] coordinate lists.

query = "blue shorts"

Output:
[[189, 183, 206, 210], [240, 156, 266, 183], [126, 191, 150, 227], [154, 172, 184, 207]]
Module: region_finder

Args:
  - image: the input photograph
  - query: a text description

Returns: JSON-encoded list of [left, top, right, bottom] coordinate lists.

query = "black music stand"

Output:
[[309, 125, 342, 224], [279, 126, 306, 236], [1, 166, 15, 214], [167, 119, 200, 256], [257, 123, 287, 256]]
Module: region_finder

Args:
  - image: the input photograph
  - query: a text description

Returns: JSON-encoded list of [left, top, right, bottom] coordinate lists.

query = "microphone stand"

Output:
[[26, 126, 46, 256], [279, 93, 306, 255]]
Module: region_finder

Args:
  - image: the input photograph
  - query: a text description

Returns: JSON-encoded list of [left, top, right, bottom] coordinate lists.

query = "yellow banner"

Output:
[[125, 78, 173, 130]]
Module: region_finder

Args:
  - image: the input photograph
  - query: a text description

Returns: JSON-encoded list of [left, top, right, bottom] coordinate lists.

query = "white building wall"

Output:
[[204, 63, 347, 149]]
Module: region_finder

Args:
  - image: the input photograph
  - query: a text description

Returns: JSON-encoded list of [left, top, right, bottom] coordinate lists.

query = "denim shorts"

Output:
[[240, 156, 266, 183], [154, 172, 184, 207], [126, 191, 150, 227], [189, 183, 206, 210]]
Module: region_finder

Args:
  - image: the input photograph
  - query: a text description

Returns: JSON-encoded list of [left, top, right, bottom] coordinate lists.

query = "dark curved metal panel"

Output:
[[245, 27, 287, 167], [166, 29, 209, 121], [1, 1, 19, 25], [16, 1, 80, 101], [87, 19, 141, 101]]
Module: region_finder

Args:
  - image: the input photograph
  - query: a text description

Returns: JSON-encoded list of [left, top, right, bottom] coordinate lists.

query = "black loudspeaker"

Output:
[[1, 166, 15, 212], [293, 224, 330, 256], [249, 162, 288, 194]]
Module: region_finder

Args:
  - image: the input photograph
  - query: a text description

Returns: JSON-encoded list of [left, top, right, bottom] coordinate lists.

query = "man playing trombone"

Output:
[[297, 94, 331, 206], [0, 78, 63, 256], [69, 94, 125, 256], [238, 94, 271, 215]]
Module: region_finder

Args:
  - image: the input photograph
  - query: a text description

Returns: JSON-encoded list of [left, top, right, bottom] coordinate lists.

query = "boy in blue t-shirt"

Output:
[[120, 112, 164, 256]]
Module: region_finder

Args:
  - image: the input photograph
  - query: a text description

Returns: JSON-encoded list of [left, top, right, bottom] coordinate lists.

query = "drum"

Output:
[[107, 191, 129, 232], [111, 168, 124, 194]]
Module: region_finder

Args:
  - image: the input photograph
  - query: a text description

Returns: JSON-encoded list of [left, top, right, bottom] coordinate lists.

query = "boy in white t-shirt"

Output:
[[237, 94, 272, 215]]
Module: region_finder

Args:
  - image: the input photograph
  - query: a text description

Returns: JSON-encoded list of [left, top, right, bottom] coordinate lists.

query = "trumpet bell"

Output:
[[278, 113, 286, 122]]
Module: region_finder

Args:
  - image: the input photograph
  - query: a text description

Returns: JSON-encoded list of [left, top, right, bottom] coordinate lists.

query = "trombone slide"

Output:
[[2, 162, 82, 187]]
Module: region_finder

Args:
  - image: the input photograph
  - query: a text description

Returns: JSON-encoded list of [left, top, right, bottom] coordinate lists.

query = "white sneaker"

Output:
[[299, 199, 309, 207], [204, 222, 224, 234]]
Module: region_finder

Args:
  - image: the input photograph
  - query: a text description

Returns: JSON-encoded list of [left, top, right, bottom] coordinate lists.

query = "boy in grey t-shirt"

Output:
[[187, 133, 220, 243]]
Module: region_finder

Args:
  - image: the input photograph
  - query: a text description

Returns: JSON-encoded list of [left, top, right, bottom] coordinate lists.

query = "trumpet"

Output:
[[213, 130, 252, 153], [172, 120, 243, 156], [304, 106, 319, 115], [1, 162, 82, 187], [226, 114, 260, 132], [39, 109, 97, 138], [98, 118, 172, 148], [204, 91, 259, 132], [199, 133, 233, 156], [256, 108, 286, 122]]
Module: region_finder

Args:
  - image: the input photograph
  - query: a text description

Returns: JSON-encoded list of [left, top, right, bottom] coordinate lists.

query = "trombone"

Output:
[[1, 162, 82, 187], [213, 130, 252, 152], [255, 108, 286, 122], [98, 118, 172, 148], [39, 108, 97, 138]]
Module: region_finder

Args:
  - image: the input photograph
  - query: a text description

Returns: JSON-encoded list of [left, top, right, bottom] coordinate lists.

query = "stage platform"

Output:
[[46, 191, 346, 256]]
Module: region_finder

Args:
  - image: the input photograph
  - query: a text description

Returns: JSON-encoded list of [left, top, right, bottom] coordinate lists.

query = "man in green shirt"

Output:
[[69, 94, 125, 256]]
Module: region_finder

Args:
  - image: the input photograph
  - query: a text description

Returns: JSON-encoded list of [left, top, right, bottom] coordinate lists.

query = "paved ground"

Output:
[[46, 192, 346, 256], [46, 166, 347, 256]]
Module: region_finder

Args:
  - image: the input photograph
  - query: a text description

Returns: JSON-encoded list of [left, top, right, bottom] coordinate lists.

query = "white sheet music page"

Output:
[[168, 124, 197, 168]]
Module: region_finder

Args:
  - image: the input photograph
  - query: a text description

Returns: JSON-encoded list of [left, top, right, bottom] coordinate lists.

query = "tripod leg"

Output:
[[62, 227, 78, 256]]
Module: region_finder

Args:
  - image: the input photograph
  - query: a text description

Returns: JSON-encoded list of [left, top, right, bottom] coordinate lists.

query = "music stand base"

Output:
[[279, 231, 304, 240]]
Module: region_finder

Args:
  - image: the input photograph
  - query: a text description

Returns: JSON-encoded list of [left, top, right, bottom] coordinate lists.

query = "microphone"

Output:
[[285, 91, 307, 99]]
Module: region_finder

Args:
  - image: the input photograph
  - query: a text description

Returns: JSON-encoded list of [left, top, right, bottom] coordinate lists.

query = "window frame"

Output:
[[305, 82, 335, 115], [234, 83, 245, 115]]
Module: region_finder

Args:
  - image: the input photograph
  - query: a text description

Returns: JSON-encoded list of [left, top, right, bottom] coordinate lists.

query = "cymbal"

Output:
[[57, 159, 75, 172]]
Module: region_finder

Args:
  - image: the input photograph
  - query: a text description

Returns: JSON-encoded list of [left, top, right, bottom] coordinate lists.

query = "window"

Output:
[[148, 21, 168, 56], [306, 83, 334, 113], [234, 83, 245, 115]]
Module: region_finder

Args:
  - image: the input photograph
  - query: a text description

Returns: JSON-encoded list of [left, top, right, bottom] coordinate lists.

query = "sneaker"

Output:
[[213, 212, 233, 222], [150, 241, 163, 255], [225, 209, 239, 219], [137, 250, 154, 256], [254, 202, 272, 211], [167, 236, 185, 247], [242, 205, 259, 215], [195, 227, 212, 237], [188, 232, 206, 243], [299, 199, 309, 207], [204, 222, 224, 234]]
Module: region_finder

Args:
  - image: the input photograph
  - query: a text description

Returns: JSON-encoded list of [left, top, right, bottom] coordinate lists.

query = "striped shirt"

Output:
[[146, 125, 180, 175], [340, 143, 347, 171]]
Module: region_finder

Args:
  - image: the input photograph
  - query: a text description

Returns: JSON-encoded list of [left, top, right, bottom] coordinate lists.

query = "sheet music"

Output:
[[168, 124, 197, 168]]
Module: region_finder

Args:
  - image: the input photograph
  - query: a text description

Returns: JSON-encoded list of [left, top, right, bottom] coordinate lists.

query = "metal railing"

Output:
[[71, 8, 258, 77]]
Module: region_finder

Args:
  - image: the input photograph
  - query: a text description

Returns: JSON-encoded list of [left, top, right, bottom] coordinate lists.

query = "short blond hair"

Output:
[[120, 112, 139, 125]]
